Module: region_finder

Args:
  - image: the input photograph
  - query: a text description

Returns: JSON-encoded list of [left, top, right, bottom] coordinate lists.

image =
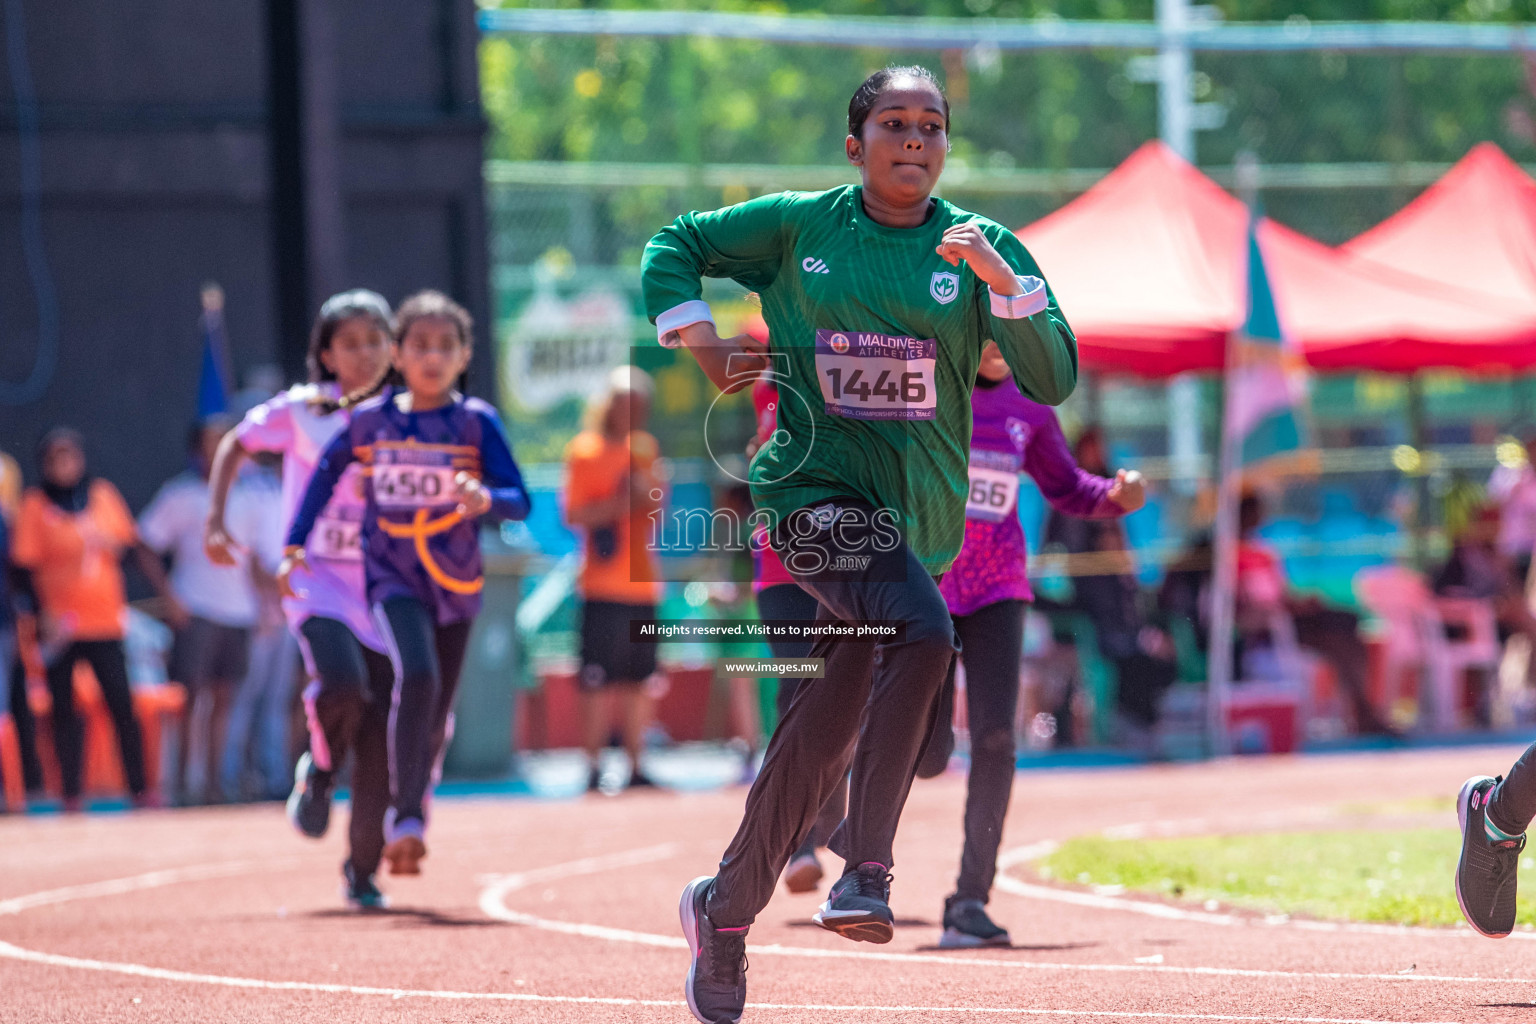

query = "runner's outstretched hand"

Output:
[[1107, 469, 1147, 513], [203, 519, 240, 567], [454, 472, 492, 518], [276, 548, 309, 600]]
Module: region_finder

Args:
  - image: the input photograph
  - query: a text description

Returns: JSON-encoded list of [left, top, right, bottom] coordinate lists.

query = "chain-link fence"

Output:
[[484, 23, 1536, 597]]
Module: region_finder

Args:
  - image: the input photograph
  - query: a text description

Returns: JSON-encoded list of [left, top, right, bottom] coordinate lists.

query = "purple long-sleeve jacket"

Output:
[[939, 375, 1121, 617]]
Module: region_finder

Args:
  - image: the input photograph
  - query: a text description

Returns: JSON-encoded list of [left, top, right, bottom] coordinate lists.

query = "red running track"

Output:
[[2, 744, 1535, 1023]]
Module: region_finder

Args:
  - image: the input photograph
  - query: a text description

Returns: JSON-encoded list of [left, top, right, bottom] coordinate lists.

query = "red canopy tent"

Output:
[[1017, 142, 1536, 376], [1338, 142, 1536, 369], [1017, 143, 1235, 376]]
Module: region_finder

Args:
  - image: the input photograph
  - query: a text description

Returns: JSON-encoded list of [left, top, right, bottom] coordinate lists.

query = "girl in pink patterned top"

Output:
[[204, 290, 397, 910], [933, 340, 1143, 948]]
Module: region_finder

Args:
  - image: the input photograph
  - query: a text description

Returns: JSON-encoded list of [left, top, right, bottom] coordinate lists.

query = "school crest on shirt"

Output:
[[930, 271, 960, 305], [1006, 417, 1032, 454], [809, 502, 843, 531]]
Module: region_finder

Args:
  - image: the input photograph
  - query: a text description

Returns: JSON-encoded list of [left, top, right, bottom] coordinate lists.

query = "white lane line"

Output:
[[994, 875, 1238, 926], [478, 849, 1536, 986], [0, 939, 1471, 1024], [0, 862, 265, 917], [762, 1012, 1460, 1024], [0, 939, 682, 1006], [0, 844, 1505, 1020], [478, 843, 683, 891], [994, 838, 1536, 941]]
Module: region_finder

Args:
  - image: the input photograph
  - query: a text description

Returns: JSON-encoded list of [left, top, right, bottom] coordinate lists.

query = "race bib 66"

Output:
[[965, 448, 1021, 523], [815, 330, 937, 421]]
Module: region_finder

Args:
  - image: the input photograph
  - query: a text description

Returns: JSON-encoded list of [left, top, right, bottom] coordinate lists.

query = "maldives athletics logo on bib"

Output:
[[930, 271, 959, 305]]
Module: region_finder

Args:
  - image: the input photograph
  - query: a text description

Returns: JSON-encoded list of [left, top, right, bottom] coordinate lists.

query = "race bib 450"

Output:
[[372, 448, 459, 511], [815, 330, 937, 421]]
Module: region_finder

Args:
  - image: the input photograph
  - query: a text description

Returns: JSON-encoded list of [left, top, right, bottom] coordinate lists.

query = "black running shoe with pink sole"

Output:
[[812, 861, 895, 943], [679, 875, 747, 1024], [1456, 774, 1526, 938]]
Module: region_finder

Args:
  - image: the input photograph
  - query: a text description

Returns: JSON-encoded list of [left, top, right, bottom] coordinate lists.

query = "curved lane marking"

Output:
[[479, 845, 1536, 986], [0, 843, 1507, 1021]]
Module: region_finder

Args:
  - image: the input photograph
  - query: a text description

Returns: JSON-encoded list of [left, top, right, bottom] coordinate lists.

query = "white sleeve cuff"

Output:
[[656, 300, 715, 348], [989, 276, 1049, 320]]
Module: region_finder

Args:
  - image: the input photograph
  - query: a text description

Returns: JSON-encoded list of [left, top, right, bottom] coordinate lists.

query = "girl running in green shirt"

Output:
[[644, 66, 1078, 1024]]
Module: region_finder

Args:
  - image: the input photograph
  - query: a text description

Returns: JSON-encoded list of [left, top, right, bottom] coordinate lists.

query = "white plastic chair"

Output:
[[1354, 565, 1432, 721], [1354, 566, 1499, 732], [1430, 596, 1501, 730]]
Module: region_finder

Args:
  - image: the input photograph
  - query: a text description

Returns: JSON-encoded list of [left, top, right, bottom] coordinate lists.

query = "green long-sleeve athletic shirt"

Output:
[[642, 185, 1078, 575]]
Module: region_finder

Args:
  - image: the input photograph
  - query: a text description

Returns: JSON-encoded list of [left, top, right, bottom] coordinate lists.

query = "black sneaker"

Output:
[[342, 863, 389, 911], [679, 876, 747, 1024], [285, 753, 332, 839], [812, 861, 895, 943], [939, 895, 1011, 948], [1457, 774, 1526, 938]]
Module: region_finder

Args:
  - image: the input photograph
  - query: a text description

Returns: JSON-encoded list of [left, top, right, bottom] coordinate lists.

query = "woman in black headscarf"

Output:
[[10, 429, 175, 809]]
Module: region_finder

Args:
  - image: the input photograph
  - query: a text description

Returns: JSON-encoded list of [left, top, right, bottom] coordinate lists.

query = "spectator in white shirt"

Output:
[[139, 417, 279, 804], [219, 450, 298, 802]]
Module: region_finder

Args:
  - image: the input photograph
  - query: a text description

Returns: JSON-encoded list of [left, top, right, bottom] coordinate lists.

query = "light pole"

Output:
[[1158, 0, 1206, 494]]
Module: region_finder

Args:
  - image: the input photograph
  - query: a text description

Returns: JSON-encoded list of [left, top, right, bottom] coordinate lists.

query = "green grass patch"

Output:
[[1038, 829, 1536, 928], [1332, 795, 1455, 818]]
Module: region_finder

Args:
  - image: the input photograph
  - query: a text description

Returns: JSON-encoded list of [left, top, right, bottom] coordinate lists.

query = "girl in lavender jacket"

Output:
[[933, 340, 1144, 948]]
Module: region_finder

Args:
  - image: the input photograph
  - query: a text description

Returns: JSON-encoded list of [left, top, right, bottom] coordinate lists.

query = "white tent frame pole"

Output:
[[1206, 375, 1243, 759], [481, 8, 1536, 54]]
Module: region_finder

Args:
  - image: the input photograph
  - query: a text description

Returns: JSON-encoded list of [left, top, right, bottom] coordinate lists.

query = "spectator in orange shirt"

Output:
[[564, 367, 666, 794], [11, 429, 177, 809]]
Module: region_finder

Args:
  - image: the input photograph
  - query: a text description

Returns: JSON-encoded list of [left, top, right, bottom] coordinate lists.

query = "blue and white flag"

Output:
[[1224, 219, 1306, 469], [196, 286, 231, 418]]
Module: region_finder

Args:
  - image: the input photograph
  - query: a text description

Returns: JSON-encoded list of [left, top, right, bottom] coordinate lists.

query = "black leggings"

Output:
[[711, 499, 958, 928], [7, 639, 43, 792], [375, 597, 472, 831], [758, 583, 846, 858], [45, 640, 146, 799], [300, 616, 395, 877], [1491, 740, 1536, 836], [949, 600, 1026, 904]]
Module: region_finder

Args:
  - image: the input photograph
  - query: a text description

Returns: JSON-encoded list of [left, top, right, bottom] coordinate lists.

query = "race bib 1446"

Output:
[[814, 330, 938, 421], [965, 448, 1021, 523]]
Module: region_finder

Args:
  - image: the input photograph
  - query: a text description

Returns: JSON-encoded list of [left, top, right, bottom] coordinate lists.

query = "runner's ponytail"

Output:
[[313, 365, 398, 415]]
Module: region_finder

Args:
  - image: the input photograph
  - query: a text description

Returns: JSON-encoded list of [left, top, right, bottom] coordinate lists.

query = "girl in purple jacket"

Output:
[[933, 340, 1144, 948]]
